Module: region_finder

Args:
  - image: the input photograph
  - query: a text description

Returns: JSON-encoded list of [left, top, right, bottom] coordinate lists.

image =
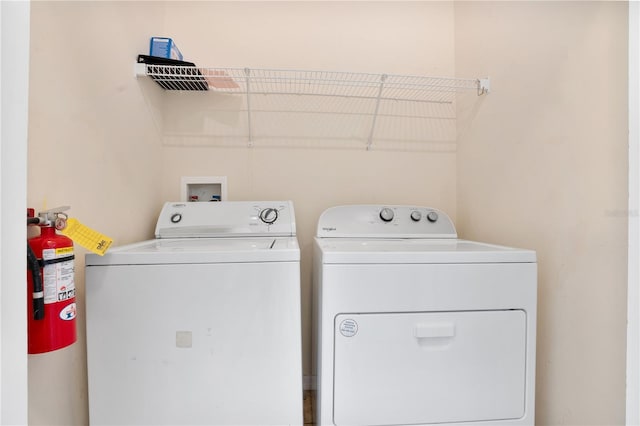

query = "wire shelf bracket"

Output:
[[478, 78, 491, 95]]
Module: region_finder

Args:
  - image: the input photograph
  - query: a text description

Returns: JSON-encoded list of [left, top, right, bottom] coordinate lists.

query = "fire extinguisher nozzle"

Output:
[[27, 245, 45, 320]]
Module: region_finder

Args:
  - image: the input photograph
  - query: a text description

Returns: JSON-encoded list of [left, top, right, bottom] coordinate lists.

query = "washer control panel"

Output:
[[317, 205, 456, 238], [155, 201, 296, 238]]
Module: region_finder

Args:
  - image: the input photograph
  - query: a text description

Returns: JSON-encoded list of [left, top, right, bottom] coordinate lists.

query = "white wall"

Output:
[[456, 2, 628, 424], [629, 2, 640, 423], [1, 1, 30, 424]]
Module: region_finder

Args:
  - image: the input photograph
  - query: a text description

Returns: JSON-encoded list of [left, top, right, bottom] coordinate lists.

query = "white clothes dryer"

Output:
[[313, 205, 537, 426], [86, 201, 303, 426]]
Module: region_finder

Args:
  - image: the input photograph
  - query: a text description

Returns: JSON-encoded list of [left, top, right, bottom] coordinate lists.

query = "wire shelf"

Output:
[[135, 63, 489, 150], [138, 65, 488, 100]]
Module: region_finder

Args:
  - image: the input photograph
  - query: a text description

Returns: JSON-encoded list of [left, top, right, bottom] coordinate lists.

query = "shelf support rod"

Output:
[[367, 74, 387, 150], [245, 68, 253, 147]]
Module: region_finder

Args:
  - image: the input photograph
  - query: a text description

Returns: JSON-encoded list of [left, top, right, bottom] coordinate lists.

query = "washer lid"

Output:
[[86, 237, 300, 266], [315, 238, 536, 264]]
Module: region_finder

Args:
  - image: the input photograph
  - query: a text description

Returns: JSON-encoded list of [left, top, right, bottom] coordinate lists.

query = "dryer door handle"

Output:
[[414, 323, 456, 339]]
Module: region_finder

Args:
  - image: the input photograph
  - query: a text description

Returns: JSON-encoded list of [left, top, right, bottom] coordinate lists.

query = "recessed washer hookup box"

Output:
[[149, 37, 183, 61]]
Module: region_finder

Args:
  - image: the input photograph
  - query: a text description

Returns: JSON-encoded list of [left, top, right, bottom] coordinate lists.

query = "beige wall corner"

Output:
[[456, 2, 628, 424], [27, 2, 166, 424]]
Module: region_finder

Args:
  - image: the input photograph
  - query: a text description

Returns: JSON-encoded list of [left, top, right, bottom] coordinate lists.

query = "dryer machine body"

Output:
[[313, 205, 537, 426]]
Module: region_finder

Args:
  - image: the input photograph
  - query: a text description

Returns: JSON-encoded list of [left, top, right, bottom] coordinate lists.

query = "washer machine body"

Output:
[[86, 201, 303, 425], [313, 205, 537, 426]]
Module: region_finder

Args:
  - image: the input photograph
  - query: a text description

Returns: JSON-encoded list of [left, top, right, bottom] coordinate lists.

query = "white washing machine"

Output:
[[86, 201, 303, 426], [313, 205, 537, 426]]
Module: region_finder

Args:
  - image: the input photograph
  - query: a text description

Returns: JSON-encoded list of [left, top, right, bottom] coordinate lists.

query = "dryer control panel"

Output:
[[155, 201, 296, 238], [316, 205, 456, 238]]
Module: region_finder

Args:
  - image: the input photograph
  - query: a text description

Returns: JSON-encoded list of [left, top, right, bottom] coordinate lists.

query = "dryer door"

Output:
[[333, 310, 527, 425]]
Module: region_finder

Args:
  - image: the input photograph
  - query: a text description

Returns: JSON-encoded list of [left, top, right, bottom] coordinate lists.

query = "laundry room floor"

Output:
[[303, 390, 315, 425]]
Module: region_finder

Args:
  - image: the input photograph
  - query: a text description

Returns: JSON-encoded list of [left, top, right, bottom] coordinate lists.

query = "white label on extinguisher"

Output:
[[42, 248, 75, 304], [59, 303, 76, 321]]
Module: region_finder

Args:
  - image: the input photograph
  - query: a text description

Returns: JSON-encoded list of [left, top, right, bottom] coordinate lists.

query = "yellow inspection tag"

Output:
[[59, 218, 113, 256]]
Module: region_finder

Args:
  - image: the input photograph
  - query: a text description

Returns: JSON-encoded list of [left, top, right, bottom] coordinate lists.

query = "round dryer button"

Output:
[[427, 211, 439, 223], [379, 208, 394, 222], [170, 213, 182, 223], [410, 211, 422, 222]]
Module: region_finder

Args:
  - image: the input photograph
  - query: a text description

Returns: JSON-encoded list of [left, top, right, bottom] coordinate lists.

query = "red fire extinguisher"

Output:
[[27, 207, 77, 354]]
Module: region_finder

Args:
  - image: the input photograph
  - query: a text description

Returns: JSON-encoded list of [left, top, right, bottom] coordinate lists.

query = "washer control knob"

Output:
[[427, 211, 439, 223], [170, 213, 182, 224], [259, 208, 279, 224], [410, 211, 422, 222], [379, 208, 394, 222]]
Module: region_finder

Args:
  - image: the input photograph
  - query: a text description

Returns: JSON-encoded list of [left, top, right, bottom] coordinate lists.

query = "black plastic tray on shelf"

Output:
[[137, 54, 208, 91]]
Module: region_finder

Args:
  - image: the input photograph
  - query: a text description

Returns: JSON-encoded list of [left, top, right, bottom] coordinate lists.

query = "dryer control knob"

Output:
[[259, 208, 279, 224], [170, 213, 182, 224], [410, 211, 422, 222], [379, 208, 394, 222], [427, 211, 439, 223]]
